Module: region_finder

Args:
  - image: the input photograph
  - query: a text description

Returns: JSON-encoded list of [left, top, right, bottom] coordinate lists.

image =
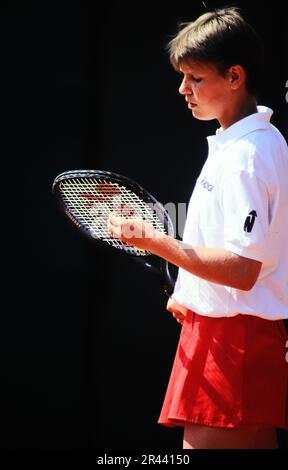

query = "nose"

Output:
[[179, 76, 191, 95]]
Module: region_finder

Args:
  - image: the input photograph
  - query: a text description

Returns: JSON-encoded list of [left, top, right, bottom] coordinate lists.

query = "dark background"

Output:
[[0, 0, 287, 452]]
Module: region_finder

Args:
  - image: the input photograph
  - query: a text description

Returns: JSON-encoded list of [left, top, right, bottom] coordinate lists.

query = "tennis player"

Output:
[[107, 7, 288, 449]]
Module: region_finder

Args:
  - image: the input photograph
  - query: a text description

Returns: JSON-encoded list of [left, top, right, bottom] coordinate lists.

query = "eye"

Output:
[[191, 76, 202, 83]]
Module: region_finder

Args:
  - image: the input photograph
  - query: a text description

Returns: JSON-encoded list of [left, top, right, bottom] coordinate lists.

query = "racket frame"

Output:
[[52, 169, 175, 295]]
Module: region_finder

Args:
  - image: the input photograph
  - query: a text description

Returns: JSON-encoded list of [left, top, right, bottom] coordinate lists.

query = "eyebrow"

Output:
[[180, 71, 202, 79], [179, 65, 203, 76]]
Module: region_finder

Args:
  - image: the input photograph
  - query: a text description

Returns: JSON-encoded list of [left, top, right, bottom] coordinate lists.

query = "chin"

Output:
[[192, 110, 216, 121]]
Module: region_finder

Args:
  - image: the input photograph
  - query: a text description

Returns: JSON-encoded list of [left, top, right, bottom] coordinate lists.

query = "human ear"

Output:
[[229, 65, 244, 90]]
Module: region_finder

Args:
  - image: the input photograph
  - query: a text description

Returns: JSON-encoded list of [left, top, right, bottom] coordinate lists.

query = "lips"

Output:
[[188, 102, 197, 109]]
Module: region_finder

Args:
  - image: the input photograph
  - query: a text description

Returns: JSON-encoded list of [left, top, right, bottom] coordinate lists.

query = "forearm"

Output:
[[107, 214, 261, 290], [146, 232, 259, 291]]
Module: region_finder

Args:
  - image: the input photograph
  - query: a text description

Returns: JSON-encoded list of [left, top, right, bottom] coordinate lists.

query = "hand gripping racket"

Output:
[[52, 170, 176, 295]]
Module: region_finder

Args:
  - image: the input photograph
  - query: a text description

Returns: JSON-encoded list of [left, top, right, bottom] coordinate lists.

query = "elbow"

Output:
[[231, 278, 256, 291], [234, 265, 262, 291], [238, 279, 257, 291]]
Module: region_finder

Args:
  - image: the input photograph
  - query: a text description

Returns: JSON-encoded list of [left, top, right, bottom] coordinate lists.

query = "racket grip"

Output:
[[160, 260, 175, 296]]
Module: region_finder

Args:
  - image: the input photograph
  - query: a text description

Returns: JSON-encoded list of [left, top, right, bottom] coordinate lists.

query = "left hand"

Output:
[[107, 212, 157, 251], [166, 297, 189, 325]]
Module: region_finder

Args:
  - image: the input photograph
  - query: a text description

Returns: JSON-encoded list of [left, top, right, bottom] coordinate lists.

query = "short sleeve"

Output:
[[220, 170, 269, 262]]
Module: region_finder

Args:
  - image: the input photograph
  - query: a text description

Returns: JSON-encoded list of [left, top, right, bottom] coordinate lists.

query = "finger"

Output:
[[107, 218, 121, 238], [166, 300, 176, 313], [173, 315, 183, 325], [108, 212, 120, 225], [172, 312, 183, 320]]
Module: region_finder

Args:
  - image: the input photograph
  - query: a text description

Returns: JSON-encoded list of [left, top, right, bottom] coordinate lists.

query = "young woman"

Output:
[[107, 7, 288, 449]]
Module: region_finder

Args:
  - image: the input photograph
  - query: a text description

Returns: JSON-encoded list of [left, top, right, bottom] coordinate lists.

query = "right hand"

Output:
[[166, 297, 190, 325]]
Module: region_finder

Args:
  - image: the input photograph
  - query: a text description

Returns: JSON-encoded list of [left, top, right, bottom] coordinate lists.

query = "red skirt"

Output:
[[158, 311, 288, 429]]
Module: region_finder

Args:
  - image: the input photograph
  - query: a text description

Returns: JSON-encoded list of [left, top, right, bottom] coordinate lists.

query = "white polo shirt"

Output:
[[173, 106, 288, 320]]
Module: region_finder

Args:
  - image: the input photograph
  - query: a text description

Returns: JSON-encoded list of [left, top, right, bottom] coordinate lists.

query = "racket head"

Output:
[[52, 169, 175, 258]]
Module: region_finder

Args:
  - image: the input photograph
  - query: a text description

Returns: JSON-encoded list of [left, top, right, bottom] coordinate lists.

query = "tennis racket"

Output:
[[52, 169, 176, 295]]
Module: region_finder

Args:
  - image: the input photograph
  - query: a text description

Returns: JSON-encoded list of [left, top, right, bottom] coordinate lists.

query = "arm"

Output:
[[107, 214, 262, 291], [151, 233, 261, 291]]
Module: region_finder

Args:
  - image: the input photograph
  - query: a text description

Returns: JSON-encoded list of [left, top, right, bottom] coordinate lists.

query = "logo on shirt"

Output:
[[200, 176, 214, 192], [243, 210, 257, 233]]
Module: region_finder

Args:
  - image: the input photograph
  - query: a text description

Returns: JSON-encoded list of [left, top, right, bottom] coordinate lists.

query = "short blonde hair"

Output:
[[168, 7, 263, 96]]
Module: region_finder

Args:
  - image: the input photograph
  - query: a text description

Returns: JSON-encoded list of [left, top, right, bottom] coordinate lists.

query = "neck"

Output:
[[219, 96, 258, 130]]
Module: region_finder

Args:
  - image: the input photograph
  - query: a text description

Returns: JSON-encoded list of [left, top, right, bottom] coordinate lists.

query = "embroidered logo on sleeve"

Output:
[[243, 210, 257, 233]]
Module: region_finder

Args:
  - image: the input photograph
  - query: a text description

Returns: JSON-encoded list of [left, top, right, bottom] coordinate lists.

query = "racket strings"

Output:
[[59, 178, 167, 256]]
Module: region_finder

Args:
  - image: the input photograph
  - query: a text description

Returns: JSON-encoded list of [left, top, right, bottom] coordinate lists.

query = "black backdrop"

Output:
[[0, 0, 287, 452]]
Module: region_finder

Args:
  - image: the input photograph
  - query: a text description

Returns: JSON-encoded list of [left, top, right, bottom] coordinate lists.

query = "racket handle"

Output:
[[160, 260, 175, 297], [134, 257, 175, 296]]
